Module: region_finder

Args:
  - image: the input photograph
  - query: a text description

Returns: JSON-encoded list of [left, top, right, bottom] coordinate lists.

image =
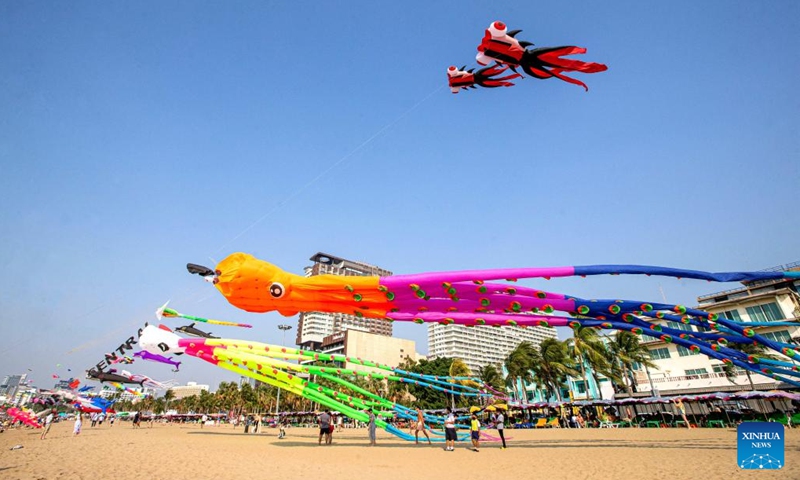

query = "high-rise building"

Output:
[[427, 324, 558, 373], [631, 261, 800, 396], [296, 252, 393, 350], [0, 374, 27, 399]]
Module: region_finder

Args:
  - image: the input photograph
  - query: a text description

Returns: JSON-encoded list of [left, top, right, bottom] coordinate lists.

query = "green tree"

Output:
[[239, 382, 256, 412], [447, 358, 473, 409], [724, 341, 777, 390], [607, 331, 657, 396], [566, 326, 610, 400], [405, 357, 453, 409], [504, 342, 537, 403], [477, 364, 505, 393], [163, 389, 175, 412], [388, 356, 417, 404], [529, 338, 579, 402]]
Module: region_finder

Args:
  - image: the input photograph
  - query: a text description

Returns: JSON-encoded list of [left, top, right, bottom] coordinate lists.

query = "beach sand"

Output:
[[1, 423, 797, 480]]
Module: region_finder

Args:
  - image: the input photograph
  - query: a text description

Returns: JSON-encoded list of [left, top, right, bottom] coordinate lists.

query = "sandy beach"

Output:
[[1, 423, 797, 480]]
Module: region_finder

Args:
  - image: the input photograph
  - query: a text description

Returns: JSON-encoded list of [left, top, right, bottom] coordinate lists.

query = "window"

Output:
[[761, 330, 791, 343], [677, 345, 699, 357], [719, 309, 741, 321], [667, 321, 692, 332], [713, 364, 745, 375], [649, 347, 670, 360], [685, 368, 707, 376], [574, 381, 587, 394], [745, 303, 785, 322]]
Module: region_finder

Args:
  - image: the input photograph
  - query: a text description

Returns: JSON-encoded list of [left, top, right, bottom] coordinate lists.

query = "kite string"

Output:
[[213, 83, 445, 255]]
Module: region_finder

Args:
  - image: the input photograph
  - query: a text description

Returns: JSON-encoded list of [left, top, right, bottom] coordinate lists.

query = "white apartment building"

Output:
[[169, 382, 210, 400], [632, 262, 800, 396], [428, 323, 558, 373]]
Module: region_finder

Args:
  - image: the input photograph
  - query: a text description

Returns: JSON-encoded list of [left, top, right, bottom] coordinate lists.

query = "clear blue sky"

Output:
[[1, 1, 798, 391]]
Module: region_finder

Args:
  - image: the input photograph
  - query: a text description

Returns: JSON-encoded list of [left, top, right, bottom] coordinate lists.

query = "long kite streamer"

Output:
[[186, 253, 800, 387], [139, 326, 496, 442]]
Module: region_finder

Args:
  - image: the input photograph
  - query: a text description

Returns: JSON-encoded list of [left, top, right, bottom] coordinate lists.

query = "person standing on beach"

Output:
[[414, 408, 432, 445], [318, 410, 331, 445], [201, 413, 207, 429], [674, 399, 691, 428], [40, 409, 55, 440], [444, 408, 457, 452], [494, 410, 507, 449], [366, 409, 377, 446], [73, 413, 82, 436], [470, 414, 481, 452], [133, 411, 141, 428]]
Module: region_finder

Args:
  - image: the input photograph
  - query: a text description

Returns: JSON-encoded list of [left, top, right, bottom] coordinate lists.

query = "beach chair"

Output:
[[791, 413, 800, 427], [546, 417, 560, 428], [533, 418, 547, 428]]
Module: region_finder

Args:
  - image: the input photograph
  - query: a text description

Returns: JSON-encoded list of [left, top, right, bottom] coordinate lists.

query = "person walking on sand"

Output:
[[73, 413, 83, 436], [366, 409, 377, 446], [494, 409, 507, 449], [318, 410, 331, 445], [414, 408, 432, 445], [201, 413, 207, 429], [444, 407, 457, 452], [470, 414, 481, 452], [40, 409, 55, 440]]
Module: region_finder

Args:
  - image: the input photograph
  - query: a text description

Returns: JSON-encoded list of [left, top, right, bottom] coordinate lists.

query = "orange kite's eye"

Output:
[[269, 282, 285, 298]]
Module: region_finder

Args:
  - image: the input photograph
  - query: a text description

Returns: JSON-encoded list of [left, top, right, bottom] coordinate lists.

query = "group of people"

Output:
[[39, 409, 115, 439], [313, 407, 507, 451], [316, 408, 377, 446]]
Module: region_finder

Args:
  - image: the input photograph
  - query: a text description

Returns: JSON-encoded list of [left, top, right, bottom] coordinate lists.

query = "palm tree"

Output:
[[566, 327, 609, 400], [477, 364, 505, 392], [216, 381, 241, 414], [448, 358, 473, 409], [725, 341, 776, 390], [607, 331, 657, 396], [163, 389, 175, 412], [530, 338, 579, 402], [503, 342, 537, 404]]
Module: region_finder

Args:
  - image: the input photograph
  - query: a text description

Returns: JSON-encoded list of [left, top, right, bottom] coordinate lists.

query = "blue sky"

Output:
[[1, 1, 798, 391]]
